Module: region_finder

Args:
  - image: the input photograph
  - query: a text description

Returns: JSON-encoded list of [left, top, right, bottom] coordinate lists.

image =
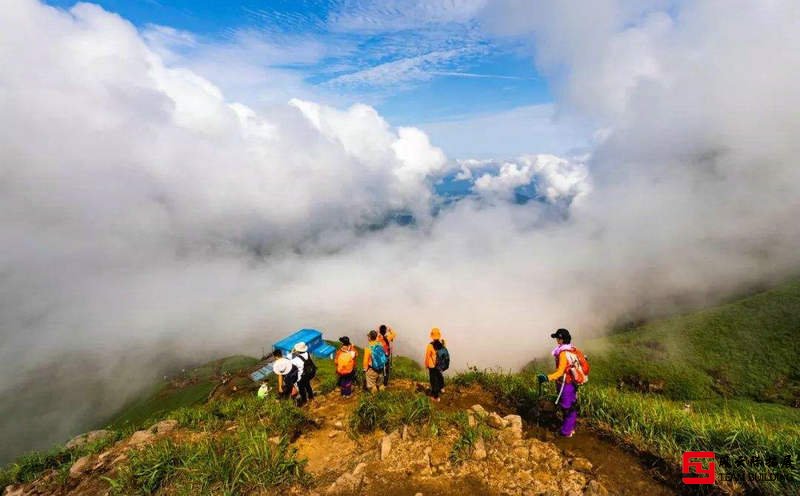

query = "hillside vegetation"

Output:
[[3, 282, 800, 495], [583, 279, 800, 405]]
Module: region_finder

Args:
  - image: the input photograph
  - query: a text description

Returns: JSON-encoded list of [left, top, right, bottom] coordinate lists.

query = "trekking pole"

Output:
[[555, 379, 566, 405]]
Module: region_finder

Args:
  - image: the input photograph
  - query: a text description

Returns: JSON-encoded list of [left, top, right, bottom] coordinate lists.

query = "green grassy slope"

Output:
[[583, 279, 800, 403], [108, 355, 259, 430], [111, 344, 425, 431]]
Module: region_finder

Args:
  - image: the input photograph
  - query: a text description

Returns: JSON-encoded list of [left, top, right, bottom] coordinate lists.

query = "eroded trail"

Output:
[[293, 379, 678, 496]]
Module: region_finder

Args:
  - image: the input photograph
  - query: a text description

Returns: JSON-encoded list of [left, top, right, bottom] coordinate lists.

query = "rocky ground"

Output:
[[3, 380, 664, 496]]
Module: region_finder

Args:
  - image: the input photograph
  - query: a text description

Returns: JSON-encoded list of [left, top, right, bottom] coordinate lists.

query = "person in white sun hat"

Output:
[[291, 342, 317, 406], [272, 357, 299, 401]]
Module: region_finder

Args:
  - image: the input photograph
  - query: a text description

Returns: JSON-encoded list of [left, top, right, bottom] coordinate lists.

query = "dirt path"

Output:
[[290, 378, 677, 496], [528, 425, 677, 496]]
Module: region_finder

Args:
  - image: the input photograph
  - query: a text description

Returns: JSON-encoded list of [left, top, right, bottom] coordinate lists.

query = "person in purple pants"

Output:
[[538, 328, 587, 438]]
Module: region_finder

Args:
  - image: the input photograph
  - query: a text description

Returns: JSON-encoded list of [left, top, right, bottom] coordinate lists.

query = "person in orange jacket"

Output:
[[334, 336, 357, 397], [425, 327, 446, 401], [537, 328, 589, 437], [363, 330, 386, 393], [378, 324, 396, 386]]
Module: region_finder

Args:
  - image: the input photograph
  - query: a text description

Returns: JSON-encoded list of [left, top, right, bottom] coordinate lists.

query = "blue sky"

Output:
[[44, 0, 585, 158]]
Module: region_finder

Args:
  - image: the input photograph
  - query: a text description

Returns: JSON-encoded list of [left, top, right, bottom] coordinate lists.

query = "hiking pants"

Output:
[[558, 382, 578, 436], [338, 372, 355, 396], [297, 376, 314, 404], [428, 367, 444, 399], [365, 367, 383, 392]]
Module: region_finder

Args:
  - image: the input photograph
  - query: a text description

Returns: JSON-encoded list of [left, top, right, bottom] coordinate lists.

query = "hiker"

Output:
[[335, 336, 357, 397], [291, 342, 317, 406], [272, 357, 299, 401], [377, 324, 396, 386], [363, 330, 387, 393], [425, 327, 449, 402], [537, 328, 590, 437]]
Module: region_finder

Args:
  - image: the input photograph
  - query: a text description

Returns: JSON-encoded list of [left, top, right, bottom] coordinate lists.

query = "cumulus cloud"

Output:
[[471, 154, 590, 203], [0, 0, 448, 460], [3, 0, 800, 464]]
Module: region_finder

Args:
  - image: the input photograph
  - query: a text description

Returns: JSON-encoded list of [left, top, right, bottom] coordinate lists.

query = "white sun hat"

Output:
[[272, 358, 293, 376], [293, 342, 308, 353]]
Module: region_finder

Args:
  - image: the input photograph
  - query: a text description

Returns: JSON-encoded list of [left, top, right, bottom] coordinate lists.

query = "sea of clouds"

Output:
[[1, 0, 799, 461]]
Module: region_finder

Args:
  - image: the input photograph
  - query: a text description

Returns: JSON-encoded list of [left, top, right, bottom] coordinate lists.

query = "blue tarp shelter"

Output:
[[249, 328, 336, 382]]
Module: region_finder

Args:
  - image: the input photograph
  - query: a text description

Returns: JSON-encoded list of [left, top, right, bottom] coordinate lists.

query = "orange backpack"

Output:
[[564, 348, 590, 385], [336, 349, 355, 375]]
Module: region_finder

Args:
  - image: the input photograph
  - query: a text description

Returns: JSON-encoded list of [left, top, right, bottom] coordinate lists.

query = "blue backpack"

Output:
[[436, 347, 450, 371], [370, 343, 388, 370]]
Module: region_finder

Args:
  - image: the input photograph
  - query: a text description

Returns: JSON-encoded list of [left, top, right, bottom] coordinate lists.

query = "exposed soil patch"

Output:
[[527, 424, 677, 496]]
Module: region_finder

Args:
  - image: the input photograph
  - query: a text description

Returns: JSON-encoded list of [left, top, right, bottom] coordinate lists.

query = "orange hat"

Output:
[[430, 327, 441, 340]]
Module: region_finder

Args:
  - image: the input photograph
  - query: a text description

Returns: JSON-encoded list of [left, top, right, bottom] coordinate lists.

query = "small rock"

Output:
[[414, 493, 423, 496], [328, 431, 339, 438], [326, 471, 363, 495], [380, 435, 392, 460], [472, 438, 487, 460], [69, 455, 91, 478], [65, 429, 114, 450], [470, 404, 488, 418], [512, 446, 529, 459], [334, 421, 344, 429], [128, 430, 154, 446], [583, 480, 609, 496], [504, 414, 523, 439], [151, 419, 179, 434], [268, 436, 281, 444], [352, 462, 368, 477], [4, 485, 24, 496], [571, 457, 593, 473], [486, 412, 507, 429]]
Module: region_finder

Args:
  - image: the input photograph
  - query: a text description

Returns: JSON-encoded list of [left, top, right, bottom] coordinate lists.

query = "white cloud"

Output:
[[328, 0, 489, 32], [472, 154, 590, 203], [324, 48, 477, 88]]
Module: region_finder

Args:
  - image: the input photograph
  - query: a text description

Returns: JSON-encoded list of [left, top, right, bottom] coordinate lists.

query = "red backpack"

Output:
[[563, 348, 590, 384]]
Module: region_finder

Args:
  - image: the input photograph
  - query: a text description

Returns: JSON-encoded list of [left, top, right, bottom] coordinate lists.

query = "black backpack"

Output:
[[435, 346, 450, 371], [297, 354, 317, 380]]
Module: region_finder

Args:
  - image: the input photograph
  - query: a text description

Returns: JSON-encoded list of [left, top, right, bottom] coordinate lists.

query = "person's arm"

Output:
[[425, 344, 435, 368], [363, 345, 371, 370], [547, 352, 568, 381]]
